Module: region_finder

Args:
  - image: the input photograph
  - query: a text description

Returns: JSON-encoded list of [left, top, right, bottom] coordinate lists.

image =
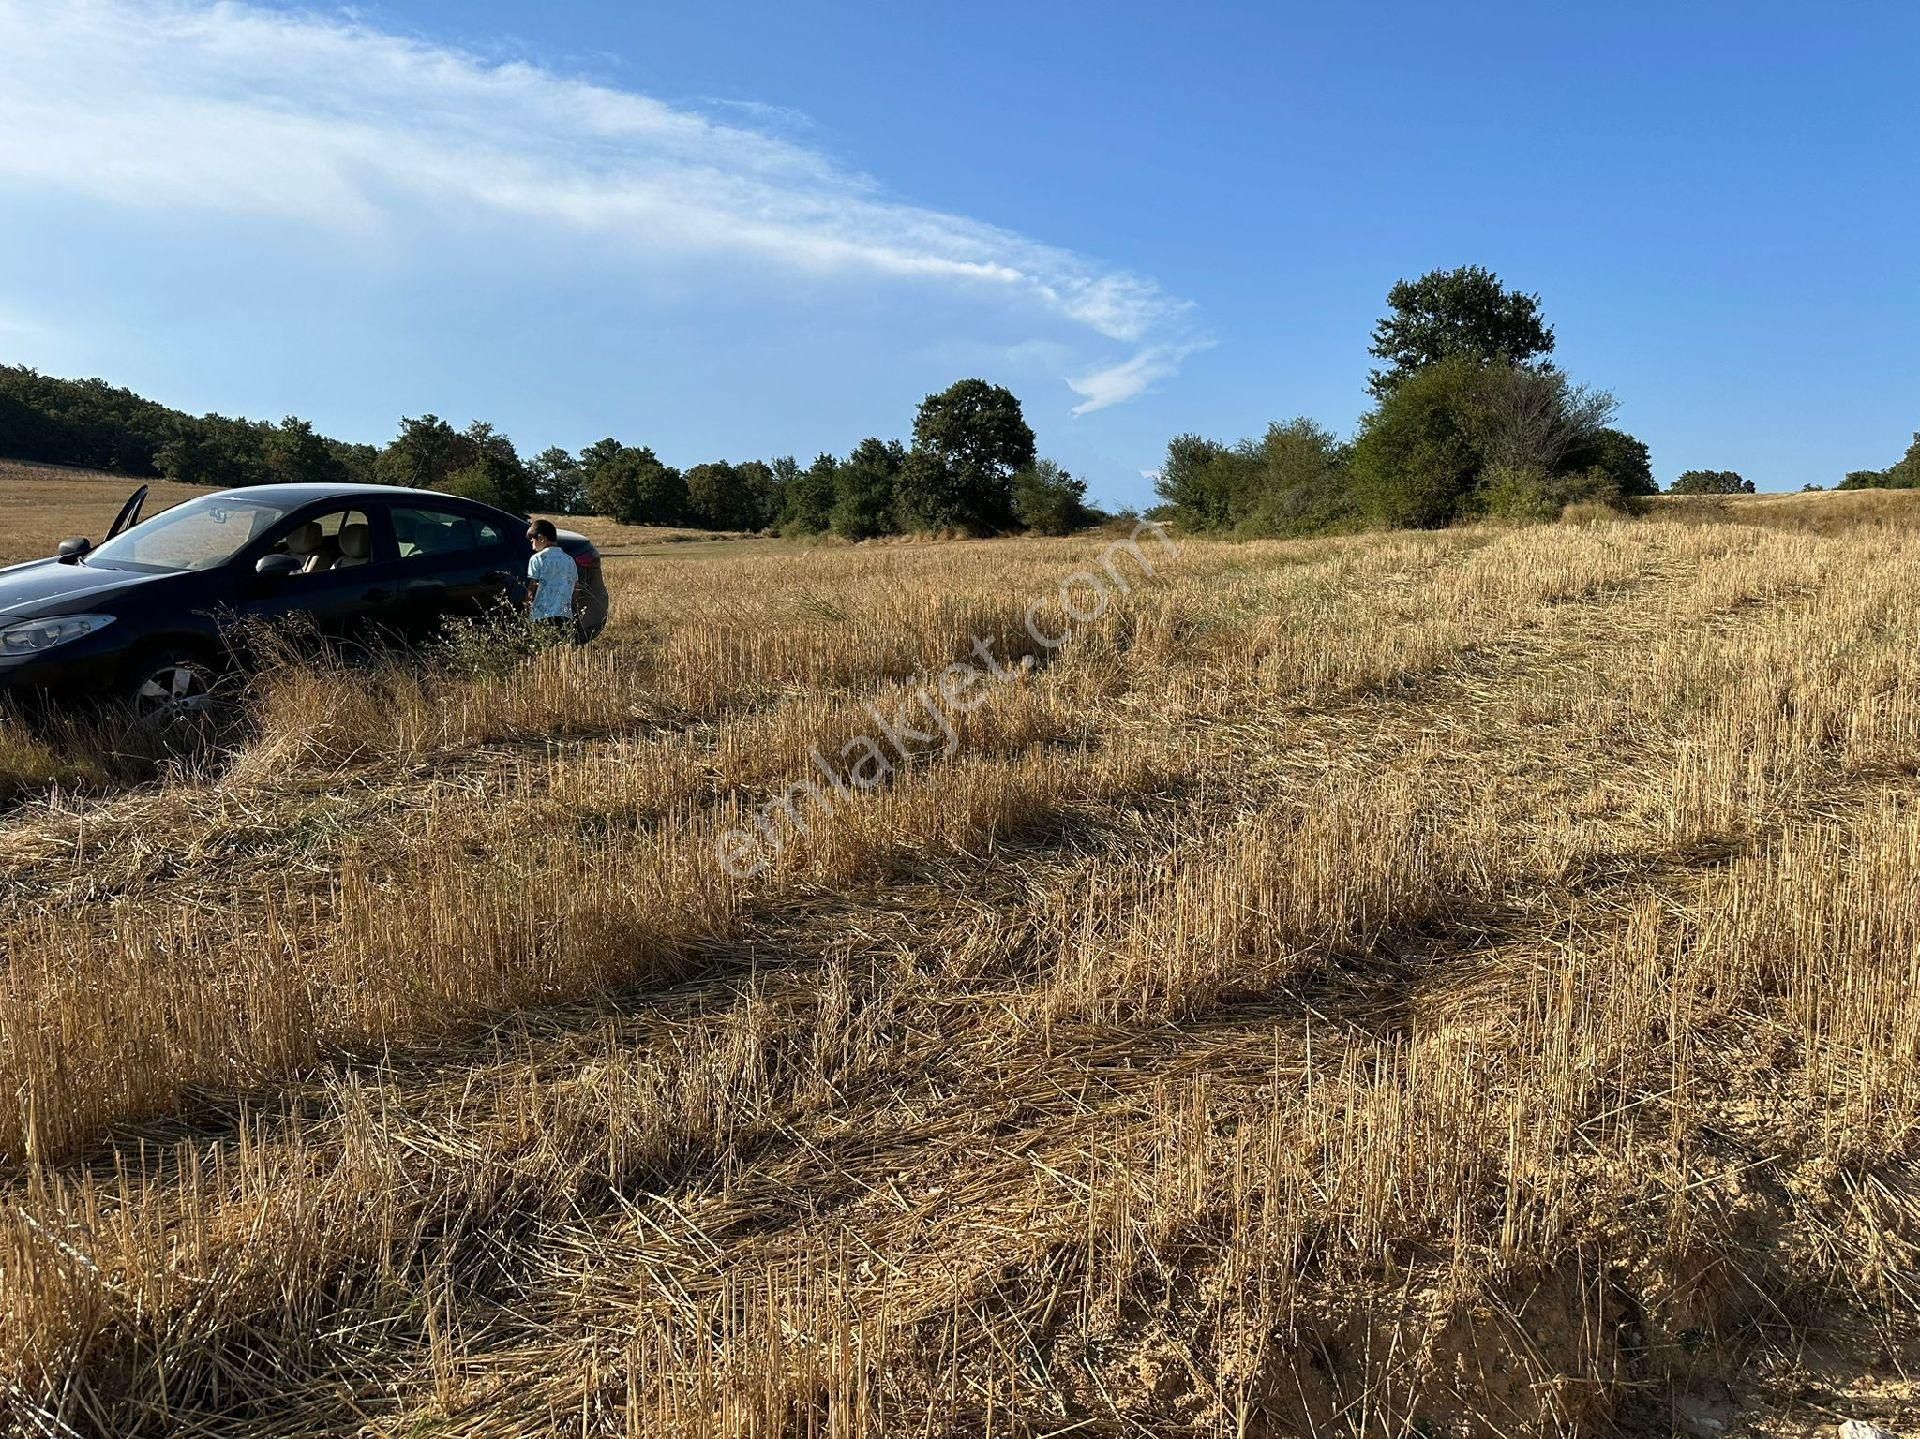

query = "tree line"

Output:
[[0, 365, 1099, 537], [0, 364, 386, 495], [1155, 266, 1692, 536], [572, 380, 1098, 536]]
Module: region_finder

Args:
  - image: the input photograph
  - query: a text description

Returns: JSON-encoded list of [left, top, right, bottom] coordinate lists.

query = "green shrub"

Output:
[[1563, 427, 1656, 497], [1012, 459, 1091, 535], [1346, 356, 1488, 528], [1668, 469, 1754, 495], [1154, 435, 1258, 531], [1237, 419, 1356, 536]]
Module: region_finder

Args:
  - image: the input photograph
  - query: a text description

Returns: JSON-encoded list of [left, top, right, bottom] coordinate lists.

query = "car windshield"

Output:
[[86, 493, 299, 573]]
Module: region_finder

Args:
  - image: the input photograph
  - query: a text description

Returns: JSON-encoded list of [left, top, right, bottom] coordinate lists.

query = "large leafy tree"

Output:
[[529, 446, 585, 513], [686, 461, 764, 530], [733, 460, 779, 530], [585, 445, 686, 525], [830, 438, 905, 539], [898, 379, 1035, 532], [780, 453, 839, 535], [764, 456, 800, 530], [574, 438, 628, 517], [375, 414, 535, 509], [1368, 265, 1554, 398], [578, 437, 625, 479], [374, 415, 464, 491], [469, 422, 536, 512], [441, 464, 507, 508]]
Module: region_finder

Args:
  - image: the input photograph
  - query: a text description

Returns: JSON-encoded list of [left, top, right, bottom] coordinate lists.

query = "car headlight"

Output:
[[0, 614, 115, 655]]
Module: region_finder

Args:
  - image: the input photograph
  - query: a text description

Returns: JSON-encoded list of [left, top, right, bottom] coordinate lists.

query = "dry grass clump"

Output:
[[0, 716, 96, 802], [3, 493, 1920, 1436]]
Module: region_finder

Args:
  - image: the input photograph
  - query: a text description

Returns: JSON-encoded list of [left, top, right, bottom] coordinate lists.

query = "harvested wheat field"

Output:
[[3, 483, 1919, 1437]]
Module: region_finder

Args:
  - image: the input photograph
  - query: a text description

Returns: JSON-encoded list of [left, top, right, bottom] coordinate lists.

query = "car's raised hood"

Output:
[[0, 557, 170, 619]]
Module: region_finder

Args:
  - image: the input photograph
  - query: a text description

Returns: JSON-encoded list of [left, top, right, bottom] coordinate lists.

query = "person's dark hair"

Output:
[[529, 519, 558, 541]]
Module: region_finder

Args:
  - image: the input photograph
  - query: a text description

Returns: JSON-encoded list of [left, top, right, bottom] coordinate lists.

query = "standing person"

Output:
[[524, 519, 578, 642]]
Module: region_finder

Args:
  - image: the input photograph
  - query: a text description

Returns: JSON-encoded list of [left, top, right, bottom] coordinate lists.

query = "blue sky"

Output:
[[0, 1, 1913, 505]]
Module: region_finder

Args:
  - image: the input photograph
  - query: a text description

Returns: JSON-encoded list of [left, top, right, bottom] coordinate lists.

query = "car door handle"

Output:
[[362, 587, 390, 602]]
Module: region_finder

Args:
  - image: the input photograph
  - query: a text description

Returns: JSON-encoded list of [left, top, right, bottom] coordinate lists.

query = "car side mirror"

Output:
[[255, 553, 303, 578], [56, 537, 92, 564]]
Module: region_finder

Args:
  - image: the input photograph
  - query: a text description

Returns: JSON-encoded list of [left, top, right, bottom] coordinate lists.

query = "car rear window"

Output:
[[394, 507, 487, 559]]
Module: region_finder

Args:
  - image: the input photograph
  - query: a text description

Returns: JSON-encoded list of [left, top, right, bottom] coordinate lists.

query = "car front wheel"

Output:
[[126, 649, 219, 720]]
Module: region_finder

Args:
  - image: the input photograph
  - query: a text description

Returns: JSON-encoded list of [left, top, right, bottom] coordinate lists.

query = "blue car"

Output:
[[0, 482, 608, 714]]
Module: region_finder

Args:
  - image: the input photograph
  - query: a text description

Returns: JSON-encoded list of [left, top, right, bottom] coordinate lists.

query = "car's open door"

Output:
[[104, 484, 149, 542]]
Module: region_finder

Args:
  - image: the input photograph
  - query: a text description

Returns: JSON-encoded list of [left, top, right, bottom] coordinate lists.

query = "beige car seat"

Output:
[[284, 522, 329, 573], [335, 522, 372, 568]]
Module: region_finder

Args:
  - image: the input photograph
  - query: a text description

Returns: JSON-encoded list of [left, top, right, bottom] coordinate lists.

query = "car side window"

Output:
[[266, 510, 373, 574], [393, 507, 488, 561]]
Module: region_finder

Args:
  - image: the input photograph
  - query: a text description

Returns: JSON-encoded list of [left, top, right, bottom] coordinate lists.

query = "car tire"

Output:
[[124, 647, 221, 721]]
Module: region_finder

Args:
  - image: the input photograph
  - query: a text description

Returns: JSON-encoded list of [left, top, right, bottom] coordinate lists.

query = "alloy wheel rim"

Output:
[[136, 663, 213, 716]]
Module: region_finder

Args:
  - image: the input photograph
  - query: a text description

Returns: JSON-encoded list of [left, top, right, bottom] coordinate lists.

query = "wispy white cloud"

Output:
[[1067, 342, 1210, 416], [0, 0, 1201, 407]]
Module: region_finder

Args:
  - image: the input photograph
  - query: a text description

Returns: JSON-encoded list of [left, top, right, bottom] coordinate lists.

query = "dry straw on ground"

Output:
[[1, 475, 1918, 1436]]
